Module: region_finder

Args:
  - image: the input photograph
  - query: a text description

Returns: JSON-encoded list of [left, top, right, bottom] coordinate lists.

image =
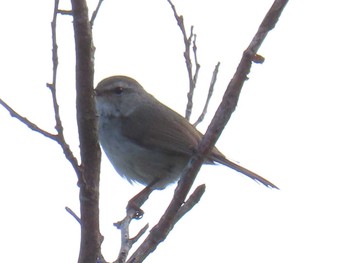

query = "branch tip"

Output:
[[65, 206, 81, 224]]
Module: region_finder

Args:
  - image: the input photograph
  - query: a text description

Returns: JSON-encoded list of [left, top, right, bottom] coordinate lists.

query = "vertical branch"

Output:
[[192, 34, 200, 95], [71, 0, 101, 262], [48, 0, 81, 176], [184, 26, 195, 120], [51, 0, 59, 89]]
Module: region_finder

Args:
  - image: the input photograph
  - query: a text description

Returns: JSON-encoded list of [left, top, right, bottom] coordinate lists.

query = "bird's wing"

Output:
[[120, 103, 202, 156]]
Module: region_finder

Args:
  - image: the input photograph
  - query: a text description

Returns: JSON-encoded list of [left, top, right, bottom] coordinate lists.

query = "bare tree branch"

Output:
[[65, 205, 108, 263], [1, 1, 101, 262], [191, 32, 200, 108], [112, 184, 155, 262], [174, 184, 206, 223], [58, 9, 73, 15], [71, 0, 101, 263], [167, 0, 199, 121], [168, 0, 216, 127], [193, 62, 220, 127], [90, 0, 104, 27], [66, 206, 82, 224], [49, 0, 81, 177], [0, 98, 57, 140], [127, 1, 289, 261], [114, 184, 204, 263], [114, 213, 149, 263], [0, 0, 81, 177]]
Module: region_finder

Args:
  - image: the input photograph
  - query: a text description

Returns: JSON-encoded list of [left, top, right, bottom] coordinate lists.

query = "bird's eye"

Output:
[[113, 86, 124, 95]]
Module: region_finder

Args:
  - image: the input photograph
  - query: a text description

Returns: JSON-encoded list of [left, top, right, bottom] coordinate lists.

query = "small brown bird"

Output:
[[95, 75, 278, 190]]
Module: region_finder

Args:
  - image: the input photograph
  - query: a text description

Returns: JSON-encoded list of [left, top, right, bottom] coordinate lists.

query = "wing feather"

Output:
[[120, 102, 201, 156]]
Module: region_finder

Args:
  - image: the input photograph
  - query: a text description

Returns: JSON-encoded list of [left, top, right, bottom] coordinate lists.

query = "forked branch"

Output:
[[0, 0, 81, 178], [167, 0, 200, 121]]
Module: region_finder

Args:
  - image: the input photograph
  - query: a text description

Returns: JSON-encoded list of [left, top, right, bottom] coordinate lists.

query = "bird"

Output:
[[95, 75, 278, 190]]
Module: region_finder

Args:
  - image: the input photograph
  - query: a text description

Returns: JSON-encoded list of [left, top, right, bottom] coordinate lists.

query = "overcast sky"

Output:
[[1, 1, 350, 262]]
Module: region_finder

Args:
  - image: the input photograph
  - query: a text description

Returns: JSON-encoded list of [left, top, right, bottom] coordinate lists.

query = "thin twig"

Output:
[[58, 9, 72, 15], [0, 98, 81, 177], [185, 26, 195, 121], [65, 206, 107, 263], [192, 34, 200, 94], [90, 0, 104, 27], [174, 184, 206, 223], [0, 98, 57, 140], [65, 206, 81, 224], [167, 0, 198, 121], [193, 62, 220, 127], [114, 213, 149, 263], [49, 0, 62, 137], [49, 0, 81, 177], [127, 1, 289, 261], [0, 0, 61, 142], [113, 186, 154, 262], [0, 0, 81, 181]]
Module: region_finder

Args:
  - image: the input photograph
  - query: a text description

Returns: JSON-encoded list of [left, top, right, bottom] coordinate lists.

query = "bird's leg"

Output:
[[126, 182, 156, 219]]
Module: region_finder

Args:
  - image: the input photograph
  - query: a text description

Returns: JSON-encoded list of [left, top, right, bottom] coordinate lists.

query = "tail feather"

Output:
[[213, 157, 279, 189]]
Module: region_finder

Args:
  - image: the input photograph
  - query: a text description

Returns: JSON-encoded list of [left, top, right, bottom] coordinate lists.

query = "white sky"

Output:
[[1, 0, 350, 262]]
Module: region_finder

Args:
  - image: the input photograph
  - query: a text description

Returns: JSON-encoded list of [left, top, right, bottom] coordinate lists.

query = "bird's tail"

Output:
[[214, 156, 279, 189]]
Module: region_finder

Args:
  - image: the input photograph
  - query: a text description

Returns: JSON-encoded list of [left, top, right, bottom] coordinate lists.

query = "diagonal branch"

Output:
[[90, 0, 104, 27], [173, 184, 206, 223], [0, 98, 57, 140], [127, 0, 289, 261]]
